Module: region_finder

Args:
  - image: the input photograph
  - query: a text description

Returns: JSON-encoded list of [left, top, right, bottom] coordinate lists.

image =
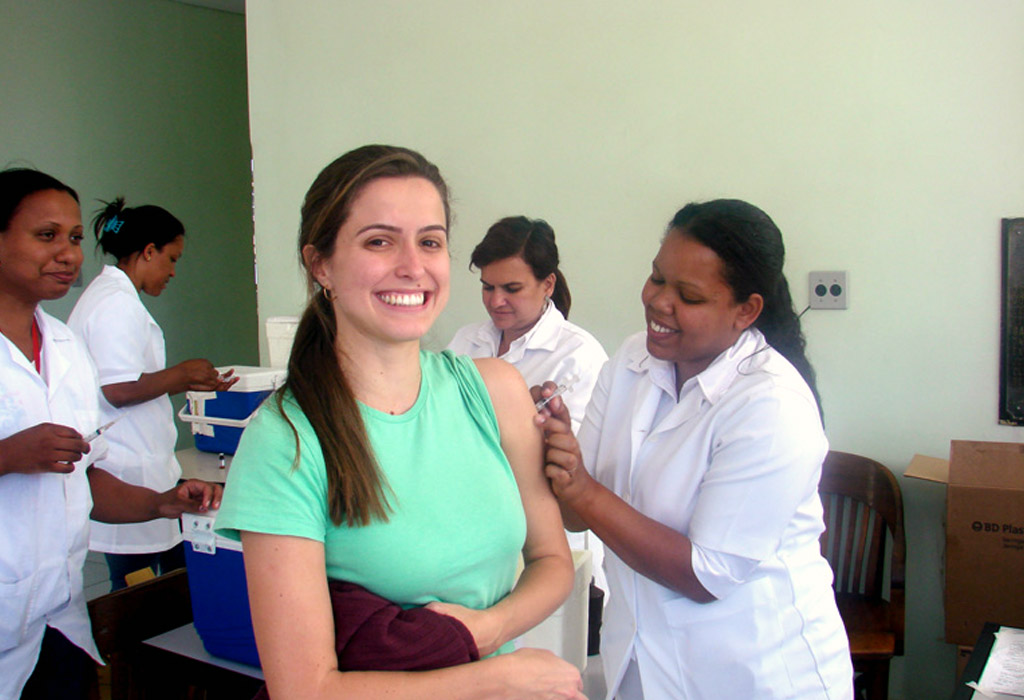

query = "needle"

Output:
[[85, 417, 120, 442]]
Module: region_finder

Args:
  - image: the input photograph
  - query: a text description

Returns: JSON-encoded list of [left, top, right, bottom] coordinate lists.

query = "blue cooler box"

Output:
[[178, 366, 285, 455], [182, 512, 260, 667]]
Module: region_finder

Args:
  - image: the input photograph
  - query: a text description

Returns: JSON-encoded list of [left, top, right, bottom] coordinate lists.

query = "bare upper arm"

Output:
[[472, 358, 569, 563], [240, 532, 338, 699]]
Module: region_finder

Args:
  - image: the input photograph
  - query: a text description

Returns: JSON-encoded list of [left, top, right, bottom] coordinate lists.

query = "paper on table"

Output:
[[968, 627, 1024, 698]]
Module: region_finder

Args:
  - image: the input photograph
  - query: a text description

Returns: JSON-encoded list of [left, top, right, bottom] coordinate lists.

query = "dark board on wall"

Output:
[[1000, 218, 1024, 425]]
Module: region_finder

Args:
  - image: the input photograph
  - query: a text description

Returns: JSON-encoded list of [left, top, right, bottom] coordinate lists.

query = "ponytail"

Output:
[[756, 276, 821, 411], [279, 290, 389, 527], [550, 269, 572, 319], [93, 197, 184, 260]]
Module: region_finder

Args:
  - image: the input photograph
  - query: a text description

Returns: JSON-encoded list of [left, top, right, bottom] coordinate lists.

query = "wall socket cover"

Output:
[[808, 271, 848, 309]]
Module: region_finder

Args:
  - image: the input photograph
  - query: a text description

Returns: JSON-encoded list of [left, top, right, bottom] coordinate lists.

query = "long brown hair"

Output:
[[281, 145, 451, 527]]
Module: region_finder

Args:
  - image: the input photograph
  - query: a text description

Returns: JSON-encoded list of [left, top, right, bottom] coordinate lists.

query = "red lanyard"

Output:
[[31, 319, 41, 374]]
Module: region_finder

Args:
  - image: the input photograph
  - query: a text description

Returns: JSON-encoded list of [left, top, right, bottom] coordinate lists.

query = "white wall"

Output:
[[246, 2, 1024, 697]]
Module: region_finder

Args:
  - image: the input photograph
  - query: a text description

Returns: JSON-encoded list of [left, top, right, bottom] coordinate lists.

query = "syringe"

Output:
[[534, 374, 580, 411]]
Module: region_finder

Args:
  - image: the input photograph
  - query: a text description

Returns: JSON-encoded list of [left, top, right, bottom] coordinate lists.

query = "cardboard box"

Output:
[[905, 441, 1024, 646]]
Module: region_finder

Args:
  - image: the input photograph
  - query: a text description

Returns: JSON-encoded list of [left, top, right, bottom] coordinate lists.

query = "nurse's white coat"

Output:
[[582, 330, 853, 700], [0, 310, 106, 698]]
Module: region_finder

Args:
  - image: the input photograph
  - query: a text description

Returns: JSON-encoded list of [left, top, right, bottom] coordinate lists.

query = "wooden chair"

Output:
[[818, 451, 906, 700], [87, 566, 265, 699], [88, 568, 194, 699]]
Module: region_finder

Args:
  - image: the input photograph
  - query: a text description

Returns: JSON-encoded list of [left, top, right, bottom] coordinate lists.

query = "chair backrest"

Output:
[[818, 451, 906, 601], [88, 567, 193, 659]]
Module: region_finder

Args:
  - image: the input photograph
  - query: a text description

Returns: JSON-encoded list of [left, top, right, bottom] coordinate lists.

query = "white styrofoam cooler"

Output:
[[265, 316, 299, 369]]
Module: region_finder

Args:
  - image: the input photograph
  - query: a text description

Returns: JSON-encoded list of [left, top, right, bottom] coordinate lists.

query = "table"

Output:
[[139, 623, 264, 699], [176, 447, 232, 482]]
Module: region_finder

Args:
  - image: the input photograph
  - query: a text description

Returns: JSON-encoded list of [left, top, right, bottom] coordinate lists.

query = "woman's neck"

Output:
[[498, 307, 546, 356], [339, 338, 422, 415], [116, 256, 144, 291]]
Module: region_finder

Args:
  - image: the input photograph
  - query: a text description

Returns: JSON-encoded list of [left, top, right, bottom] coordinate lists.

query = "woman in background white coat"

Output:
[[447, 216, 609, 594], [0, 167, 221, 699], [68, 198, 235, 589], [538, 200, 853, 699], [448, 216, 607, 434]]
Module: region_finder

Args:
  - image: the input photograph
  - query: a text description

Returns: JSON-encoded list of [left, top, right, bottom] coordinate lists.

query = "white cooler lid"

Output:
[[217, 365, 286, 392]]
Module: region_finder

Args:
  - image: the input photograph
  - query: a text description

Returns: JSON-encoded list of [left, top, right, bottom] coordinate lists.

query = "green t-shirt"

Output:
[[215, 350, 527, 615]]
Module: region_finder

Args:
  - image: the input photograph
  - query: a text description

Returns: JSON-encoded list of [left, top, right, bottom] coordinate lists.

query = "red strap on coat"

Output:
[[31, 319, 41, 373]]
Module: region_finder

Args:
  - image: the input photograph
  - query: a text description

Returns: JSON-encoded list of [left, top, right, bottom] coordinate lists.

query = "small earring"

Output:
[[322, 287, 334, 301]]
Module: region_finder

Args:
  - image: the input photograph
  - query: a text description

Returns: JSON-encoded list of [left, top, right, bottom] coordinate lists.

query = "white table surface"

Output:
[[144, 623, 263, 680], [147, 618, 605, 695], [176, 447, 232, 483]]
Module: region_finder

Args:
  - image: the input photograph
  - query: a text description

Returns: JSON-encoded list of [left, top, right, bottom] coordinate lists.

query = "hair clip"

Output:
[[104, 216, 124, 234]]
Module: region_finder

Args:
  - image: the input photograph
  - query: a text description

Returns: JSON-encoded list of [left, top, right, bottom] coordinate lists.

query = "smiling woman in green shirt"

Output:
[[214, 145, 582, 700]]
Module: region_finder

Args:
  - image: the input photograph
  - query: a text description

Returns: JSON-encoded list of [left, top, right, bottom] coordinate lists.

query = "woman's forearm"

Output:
[[242, 532, 582, 700], [570, 480, 715, 602], [87, 466, 162, 522], [101, 358, 228, 406], [493, 550, 575, 646], [101, 369, 178, 407], [268, 652, 572, 700]]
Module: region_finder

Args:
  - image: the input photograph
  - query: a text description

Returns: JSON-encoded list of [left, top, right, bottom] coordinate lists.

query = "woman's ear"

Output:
[[734, 293, 764, 331], [143, 242, 157, 262], [303, 244, 328, 288], [542, 272, 556, 298]]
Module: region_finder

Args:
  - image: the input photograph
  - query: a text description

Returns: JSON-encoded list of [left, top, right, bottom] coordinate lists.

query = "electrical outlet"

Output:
[[808, 271, 848, 310]]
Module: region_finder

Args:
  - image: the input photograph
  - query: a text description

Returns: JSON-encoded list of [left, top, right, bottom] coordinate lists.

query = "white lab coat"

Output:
[[582, 329, 853, 700], [69, 265, 181, 554], [447, 300, 608, 434], [448, 300, 610, 585], [0, 309, 106, 698]]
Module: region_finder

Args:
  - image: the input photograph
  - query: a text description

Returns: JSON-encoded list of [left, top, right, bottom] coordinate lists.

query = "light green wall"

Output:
[[1, 0, 257, 447], [246, 2, 1024, 698]]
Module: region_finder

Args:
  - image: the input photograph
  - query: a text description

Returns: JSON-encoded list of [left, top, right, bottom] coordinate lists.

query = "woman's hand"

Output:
[[173, 359, 239, 393], [0, 423, 89, 476], [155, 478, 223, 518], [534, 395, 593, 507], [102, 361, 239, 406], [491, 648, 587, 699], [424, 601, 503, 657]]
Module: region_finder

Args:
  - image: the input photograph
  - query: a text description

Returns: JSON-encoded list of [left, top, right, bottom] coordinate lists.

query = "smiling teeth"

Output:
[[379, 292, 425, 307], [650, 320, 675, 333]]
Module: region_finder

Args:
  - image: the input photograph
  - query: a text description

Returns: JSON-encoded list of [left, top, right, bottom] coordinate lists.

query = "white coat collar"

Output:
[[624, 328, 767, 405], [472, 299, 565, 360], [100, 264, 141, 298], [513, 299, 564, 352], [35, 307, 76, 399]]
